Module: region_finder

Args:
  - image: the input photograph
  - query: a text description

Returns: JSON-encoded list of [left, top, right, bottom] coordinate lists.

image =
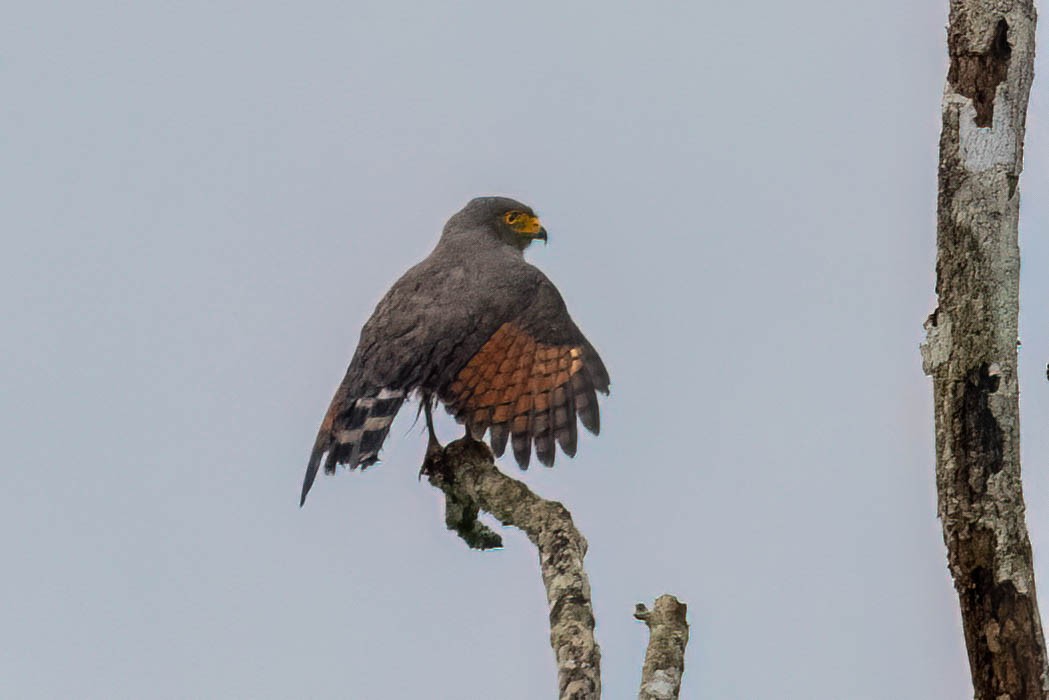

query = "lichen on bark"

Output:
[[423, 437, 602, 699], [635, 596, 689, 700]]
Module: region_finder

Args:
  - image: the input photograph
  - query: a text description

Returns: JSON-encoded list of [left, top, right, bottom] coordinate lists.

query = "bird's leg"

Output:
[[423, 396, 442, 456], [419, 395, 449, 480]]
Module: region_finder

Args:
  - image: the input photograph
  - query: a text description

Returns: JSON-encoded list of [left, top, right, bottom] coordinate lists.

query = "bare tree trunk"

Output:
[[635, 596, 689, 700], [921, 1, 1047, 697]]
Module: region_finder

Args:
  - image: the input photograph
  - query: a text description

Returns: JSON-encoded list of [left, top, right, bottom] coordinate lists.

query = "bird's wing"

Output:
[[299, 261, 441, 506], [439, 275, 609, 468], [301, 256, 608, 504], [300, 253, 506, 505]]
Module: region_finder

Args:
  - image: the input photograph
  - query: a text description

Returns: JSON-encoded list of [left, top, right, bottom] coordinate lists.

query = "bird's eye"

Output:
[[505, 212, 520, 225]]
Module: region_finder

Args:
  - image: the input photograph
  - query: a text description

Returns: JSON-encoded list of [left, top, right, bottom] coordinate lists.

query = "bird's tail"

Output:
[[300, 388, 406, 506]]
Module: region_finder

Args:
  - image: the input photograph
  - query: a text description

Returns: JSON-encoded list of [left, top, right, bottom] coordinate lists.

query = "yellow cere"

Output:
[[504, 211, 543, 236]]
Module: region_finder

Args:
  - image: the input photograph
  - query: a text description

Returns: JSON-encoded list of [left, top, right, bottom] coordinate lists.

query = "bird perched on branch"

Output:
[[301, 196, 610, 506]]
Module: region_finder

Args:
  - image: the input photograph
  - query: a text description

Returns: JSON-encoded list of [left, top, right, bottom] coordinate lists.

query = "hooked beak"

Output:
[[510, 214, 548, 243]]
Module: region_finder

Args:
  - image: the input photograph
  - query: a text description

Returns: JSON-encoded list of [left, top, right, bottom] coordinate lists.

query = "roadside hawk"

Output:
[[300, 196, 610, 505]]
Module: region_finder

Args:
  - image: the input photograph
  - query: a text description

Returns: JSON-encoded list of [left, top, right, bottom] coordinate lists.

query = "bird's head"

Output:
[[448, 196, 548, 250]]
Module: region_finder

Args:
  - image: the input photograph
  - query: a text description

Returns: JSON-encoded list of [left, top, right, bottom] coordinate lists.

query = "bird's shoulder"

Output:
[[356, 244, 536, 344]]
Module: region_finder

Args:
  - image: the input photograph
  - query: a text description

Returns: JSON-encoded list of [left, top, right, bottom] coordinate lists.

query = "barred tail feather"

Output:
[[300, 388, 405, 506]]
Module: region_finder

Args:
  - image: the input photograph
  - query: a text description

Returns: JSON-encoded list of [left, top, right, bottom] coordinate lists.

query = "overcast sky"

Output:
[[3, 2, 1049, 699]]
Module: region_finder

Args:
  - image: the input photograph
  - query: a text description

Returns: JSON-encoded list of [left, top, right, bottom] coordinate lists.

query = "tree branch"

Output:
[[635, 595, 689, 700], [922, 1, 1048, 696], [423, 437, 601, 699]]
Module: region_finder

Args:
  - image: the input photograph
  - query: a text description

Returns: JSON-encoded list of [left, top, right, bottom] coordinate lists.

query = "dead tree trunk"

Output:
[[423, 437, 689, 699], [635, 596, 689, 700], [921, 1, 1047, 697]]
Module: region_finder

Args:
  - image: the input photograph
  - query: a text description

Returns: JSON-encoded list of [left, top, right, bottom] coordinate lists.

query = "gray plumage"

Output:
[[301, 196, 609, 505]]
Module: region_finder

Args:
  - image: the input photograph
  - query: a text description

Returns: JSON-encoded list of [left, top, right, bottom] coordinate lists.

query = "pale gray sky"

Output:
[[3, 2, 1048, 699]]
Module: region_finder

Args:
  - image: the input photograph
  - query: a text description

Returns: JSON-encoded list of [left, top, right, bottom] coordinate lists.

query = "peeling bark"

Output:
[[921, 1, 1047, 697], [635, 596, 689, 700], [423, 438, 601, 699]]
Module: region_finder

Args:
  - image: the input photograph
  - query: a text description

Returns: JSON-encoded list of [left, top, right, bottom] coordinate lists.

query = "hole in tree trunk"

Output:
[[948, 19, 1011, 127]]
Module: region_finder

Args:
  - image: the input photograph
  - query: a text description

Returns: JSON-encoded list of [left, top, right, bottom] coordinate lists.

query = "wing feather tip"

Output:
[[300, 446, 325, 507], [512, 434, 532, 469], [536, 442, 556, 467]]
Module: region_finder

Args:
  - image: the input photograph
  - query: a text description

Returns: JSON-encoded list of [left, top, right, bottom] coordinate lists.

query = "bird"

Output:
[[300, 196, 610, 506]]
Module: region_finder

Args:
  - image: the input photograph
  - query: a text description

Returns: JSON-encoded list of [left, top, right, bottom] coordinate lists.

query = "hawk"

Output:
[[301, 196, 610, 505]]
